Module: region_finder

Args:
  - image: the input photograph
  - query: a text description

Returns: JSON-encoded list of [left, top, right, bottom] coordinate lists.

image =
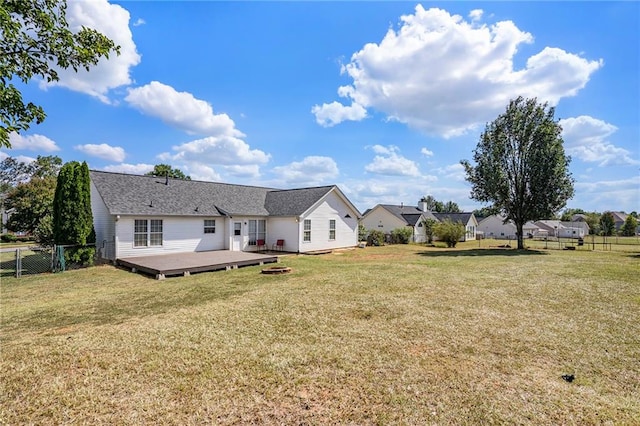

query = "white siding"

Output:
[[298, 191, 358, 253], [360, 206, 406, 234], [116, 216, 225, 258], [266, 217, 299, 253], [90, 181, 116, 259], [478, 215, 517, 240]]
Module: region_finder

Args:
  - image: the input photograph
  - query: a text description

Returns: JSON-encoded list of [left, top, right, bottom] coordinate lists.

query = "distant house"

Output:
[[478, 214, 542, 239], [90, 171, 361, 260], [610, 211, 628, 231], [534, 220, 587, 238], [360, 201, 477, 242]]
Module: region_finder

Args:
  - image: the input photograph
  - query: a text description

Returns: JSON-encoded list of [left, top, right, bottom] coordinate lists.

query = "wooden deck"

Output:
[[117, 250, 279, 279]]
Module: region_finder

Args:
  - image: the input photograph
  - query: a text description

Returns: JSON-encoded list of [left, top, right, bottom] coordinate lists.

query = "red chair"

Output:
[[256, 239, 266, 252], [272, 239, 284, 251]]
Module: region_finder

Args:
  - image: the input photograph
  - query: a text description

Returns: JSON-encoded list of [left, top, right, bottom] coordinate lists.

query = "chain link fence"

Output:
[[0, 244, 96, 278]]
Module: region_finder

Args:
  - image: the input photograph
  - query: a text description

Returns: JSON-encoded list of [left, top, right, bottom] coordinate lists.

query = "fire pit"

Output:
[[261, 266, 292, 274]]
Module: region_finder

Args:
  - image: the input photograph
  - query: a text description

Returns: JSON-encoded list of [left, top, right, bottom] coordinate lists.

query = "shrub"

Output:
[[390, 227, 413, 244], [367, 229, 386, 246], [1, 233, 17, 243], [434, 219, 465, 248]]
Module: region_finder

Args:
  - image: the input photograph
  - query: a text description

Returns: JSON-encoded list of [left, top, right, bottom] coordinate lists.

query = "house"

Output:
[[610, 211, 628, 231], [359, 203, 438, 243], [478, 214, 542, 239], [360, 201, 478, 242], [432, 212, 478, 241], [90, 171, 361, 260], [534, 220, 587, 238]]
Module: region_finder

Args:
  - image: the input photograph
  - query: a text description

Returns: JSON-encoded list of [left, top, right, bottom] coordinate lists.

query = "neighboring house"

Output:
[[534, 220, 587, 238], [610, 211, 628, 231], [478, 214, 542, 239], [360, 201, 478, 242], [1, 207, 14, 234], [432, 212, 478, 241], [90, 171, 361, 260], [359, 203, 438, 243]]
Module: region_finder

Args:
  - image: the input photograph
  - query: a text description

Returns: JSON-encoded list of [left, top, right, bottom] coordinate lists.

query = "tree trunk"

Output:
[[516, 221, 524, 249]]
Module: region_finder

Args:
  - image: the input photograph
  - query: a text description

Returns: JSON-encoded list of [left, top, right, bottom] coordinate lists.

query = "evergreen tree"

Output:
[[621, 215, 638, 237], [53, 161, 94, 245]]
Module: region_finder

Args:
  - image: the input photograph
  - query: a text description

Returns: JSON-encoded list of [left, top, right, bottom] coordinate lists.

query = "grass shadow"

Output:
[[417, 248, 549, 257]]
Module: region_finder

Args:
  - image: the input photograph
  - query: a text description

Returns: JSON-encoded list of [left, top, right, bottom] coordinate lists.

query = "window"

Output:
[[303, 219, 311, 242], [204, 219, 216, 234], [248, 219, 266, 245], [134, 219, 163, 247], [329, 219, 336, 240], [150, 220, 163, 246], [134, 219, 148, 247], [234, 222, 241, 236]]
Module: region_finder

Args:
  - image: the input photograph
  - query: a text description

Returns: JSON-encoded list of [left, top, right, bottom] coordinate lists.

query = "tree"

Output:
[[145, 164, 191, 180], [5, 176, 56, 234], [461, 97, 574, 249], [434, 219, 465, 248], [560, 208, 586, 222], [599, 212, 615, 236], [442, 201, 461, 213], [472, 206, 497, 220], [1, 156, 33, 193], [1, 0, 119, 147], [421, 218, 438, 244], [2, 155, 61, 244], [621, 215, 637, 237], [53, 161, 94, 244]]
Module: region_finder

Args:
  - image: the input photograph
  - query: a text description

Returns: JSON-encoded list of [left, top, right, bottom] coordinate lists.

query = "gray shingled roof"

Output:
[[90, 170, 344, 217], [433, 212, 474, 225], [265, 186, 335, 216], [377, 204, 438, 225]]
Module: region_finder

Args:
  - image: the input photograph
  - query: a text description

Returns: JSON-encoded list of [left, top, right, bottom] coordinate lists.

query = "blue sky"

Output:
[[4, 1, 639, 214]]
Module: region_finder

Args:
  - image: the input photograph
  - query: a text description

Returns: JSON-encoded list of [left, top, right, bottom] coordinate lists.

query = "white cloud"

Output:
[[183, 164, 222, 182], [573, 176, 640, 213], [133, 18, 146, 27], [74, 143, 126, 162], [314, 5, 602, 137], [43, 0, 141, 103], [8, 133, 60, 152], [421, 147, 434, 157], [365, 145, 421, 177], [311, 101, 367, 127], [560, 116, 639, 166], [126, 81, 243, 137], [101, 163, 155, 174], [469, 9, 483, 22], [434, 163, 466, 181], [167, 136, 269, 165], [272, 156, 339, 186], [224, 165, 261, 178]]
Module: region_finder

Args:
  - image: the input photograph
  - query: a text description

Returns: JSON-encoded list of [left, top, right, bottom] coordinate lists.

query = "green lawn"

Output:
[[1, 243, 639, 424]]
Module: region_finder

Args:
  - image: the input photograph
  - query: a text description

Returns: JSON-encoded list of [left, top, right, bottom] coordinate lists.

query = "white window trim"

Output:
[[134, 219, 163, 248]]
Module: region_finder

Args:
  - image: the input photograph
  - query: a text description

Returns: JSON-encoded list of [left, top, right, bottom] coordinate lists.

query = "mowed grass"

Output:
[[1, 244, 638, 425]]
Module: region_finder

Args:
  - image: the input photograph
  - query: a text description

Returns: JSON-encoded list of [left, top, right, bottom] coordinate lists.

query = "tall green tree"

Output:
[[53, 161, 94, 245], [461, 97, 574, 249], [599, 212, 615, 237], [145, 164, 191, 180], [0, 0, 119, 147], [5, 176, 56, 235], [621, 215, 637, 237]]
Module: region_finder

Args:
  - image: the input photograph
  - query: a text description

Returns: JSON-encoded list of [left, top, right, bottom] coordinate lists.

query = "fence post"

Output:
[[15, 248, 21, 278]]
